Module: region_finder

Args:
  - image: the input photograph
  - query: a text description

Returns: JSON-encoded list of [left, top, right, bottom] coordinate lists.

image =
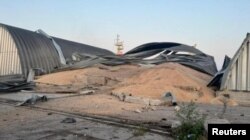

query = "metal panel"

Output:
[[242, 46, 247, 90], [52, 37, 114, 62], [236, 59, 240, 90], [248, 44, 250, 90], [36, 29, 66, 65], [0, 26, 22, 76], [230, 65, 237, 90]]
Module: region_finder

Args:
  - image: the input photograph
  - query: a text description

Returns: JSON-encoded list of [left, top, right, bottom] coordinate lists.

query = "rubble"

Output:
[[112, 92, 167, 106], [135, 109, 142, 113], [17, 94, 48, 106], [61, 117, 77, 123], [0, 80, 35, 93], [79, 90, 95, 95], [124, 96, 150, 105], [162, 92, 177, 106]]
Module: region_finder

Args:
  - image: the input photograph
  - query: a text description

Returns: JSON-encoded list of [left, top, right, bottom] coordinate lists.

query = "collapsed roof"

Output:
[[63, 42, 217, 75], [207, 55, 231, 89], [0, 23, 218, 87], [66, 42, 218, 76], [125, 42, 218, 75]]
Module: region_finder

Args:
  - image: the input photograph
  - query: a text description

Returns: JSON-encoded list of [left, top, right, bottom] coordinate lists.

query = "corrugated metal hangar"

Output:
[[208, 33, 250, 93], [0, 23, 114, 80], [220, 33, 250, 91], [1, 23, 249, 93]]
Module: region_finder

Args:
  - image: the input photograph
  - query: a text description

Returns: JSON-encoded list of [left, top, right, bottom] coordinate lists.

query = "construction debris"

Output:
[[162, 92, 177, 106], [0, 80, 35, 93], [62, 42, 217, 76], [112, 92, 167, 106], [17, 94, 48, 106], [135, 109, 142, 113], [79, 90, 95, 95], [61, 117, 76, 123]]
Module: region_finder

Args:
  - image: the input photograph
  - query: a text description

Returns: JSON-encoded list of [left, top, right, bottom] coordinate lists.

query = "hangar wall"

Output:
[[0, 23, 114, 81], [0, 25, 22, 76], [221, 33, 250, 91]]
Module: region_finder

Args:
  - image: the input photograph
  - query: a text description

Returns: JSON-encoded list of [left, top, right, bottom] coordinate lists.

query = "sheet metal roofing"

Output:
[[52, 37, 114, 61], [1, 24, 61, 77], [0, 23, 114, 80]]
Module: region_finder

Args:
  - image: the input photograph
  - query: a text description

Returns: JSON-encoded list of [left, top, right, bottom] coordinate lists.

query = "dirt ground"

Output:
[[0, 104, 171, 140], [1, 92, 249, 140], [33, 92, 250, 124], [0, 91, 249, 140]]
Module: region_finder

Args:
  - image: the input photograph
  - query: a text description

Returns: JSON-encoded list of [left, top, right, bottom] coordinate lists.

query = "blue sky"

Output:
[[1, 0, 250, 68]]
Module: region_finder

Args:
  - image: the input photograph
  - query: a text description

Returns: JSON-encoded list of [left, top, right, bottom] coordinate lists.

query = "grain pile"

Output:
[[112, 63, 215, 103], [35, 64, 143, 92], [35, 63, 216, 103]]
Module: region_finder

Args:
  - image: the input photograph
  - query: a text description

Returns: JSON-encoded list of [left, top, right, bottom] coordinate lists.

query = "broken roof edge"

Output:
[[36, 29, 67, 65], [125, 42, 202, 55], [220, 33, 250, 90], [207, 55, 231, 89]]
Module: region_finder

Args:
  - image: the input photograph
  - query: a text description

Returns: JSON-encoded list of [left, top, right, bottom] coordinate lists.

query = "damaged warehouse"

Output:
[[0, 23, 113, 81], [0, 23, 218, 82], [208, 33, 250, 104], [1, 1, 250, 139], [220, 33, 250, 91], [0, 25, 248, 139], [0, 23, 221, 94], [208, 33, 250, 91]]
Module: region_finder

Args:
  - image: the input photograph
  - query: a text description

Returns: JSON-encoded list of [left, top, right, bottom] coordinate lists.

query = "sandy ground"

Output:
[[35, 93, 176, 122]]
